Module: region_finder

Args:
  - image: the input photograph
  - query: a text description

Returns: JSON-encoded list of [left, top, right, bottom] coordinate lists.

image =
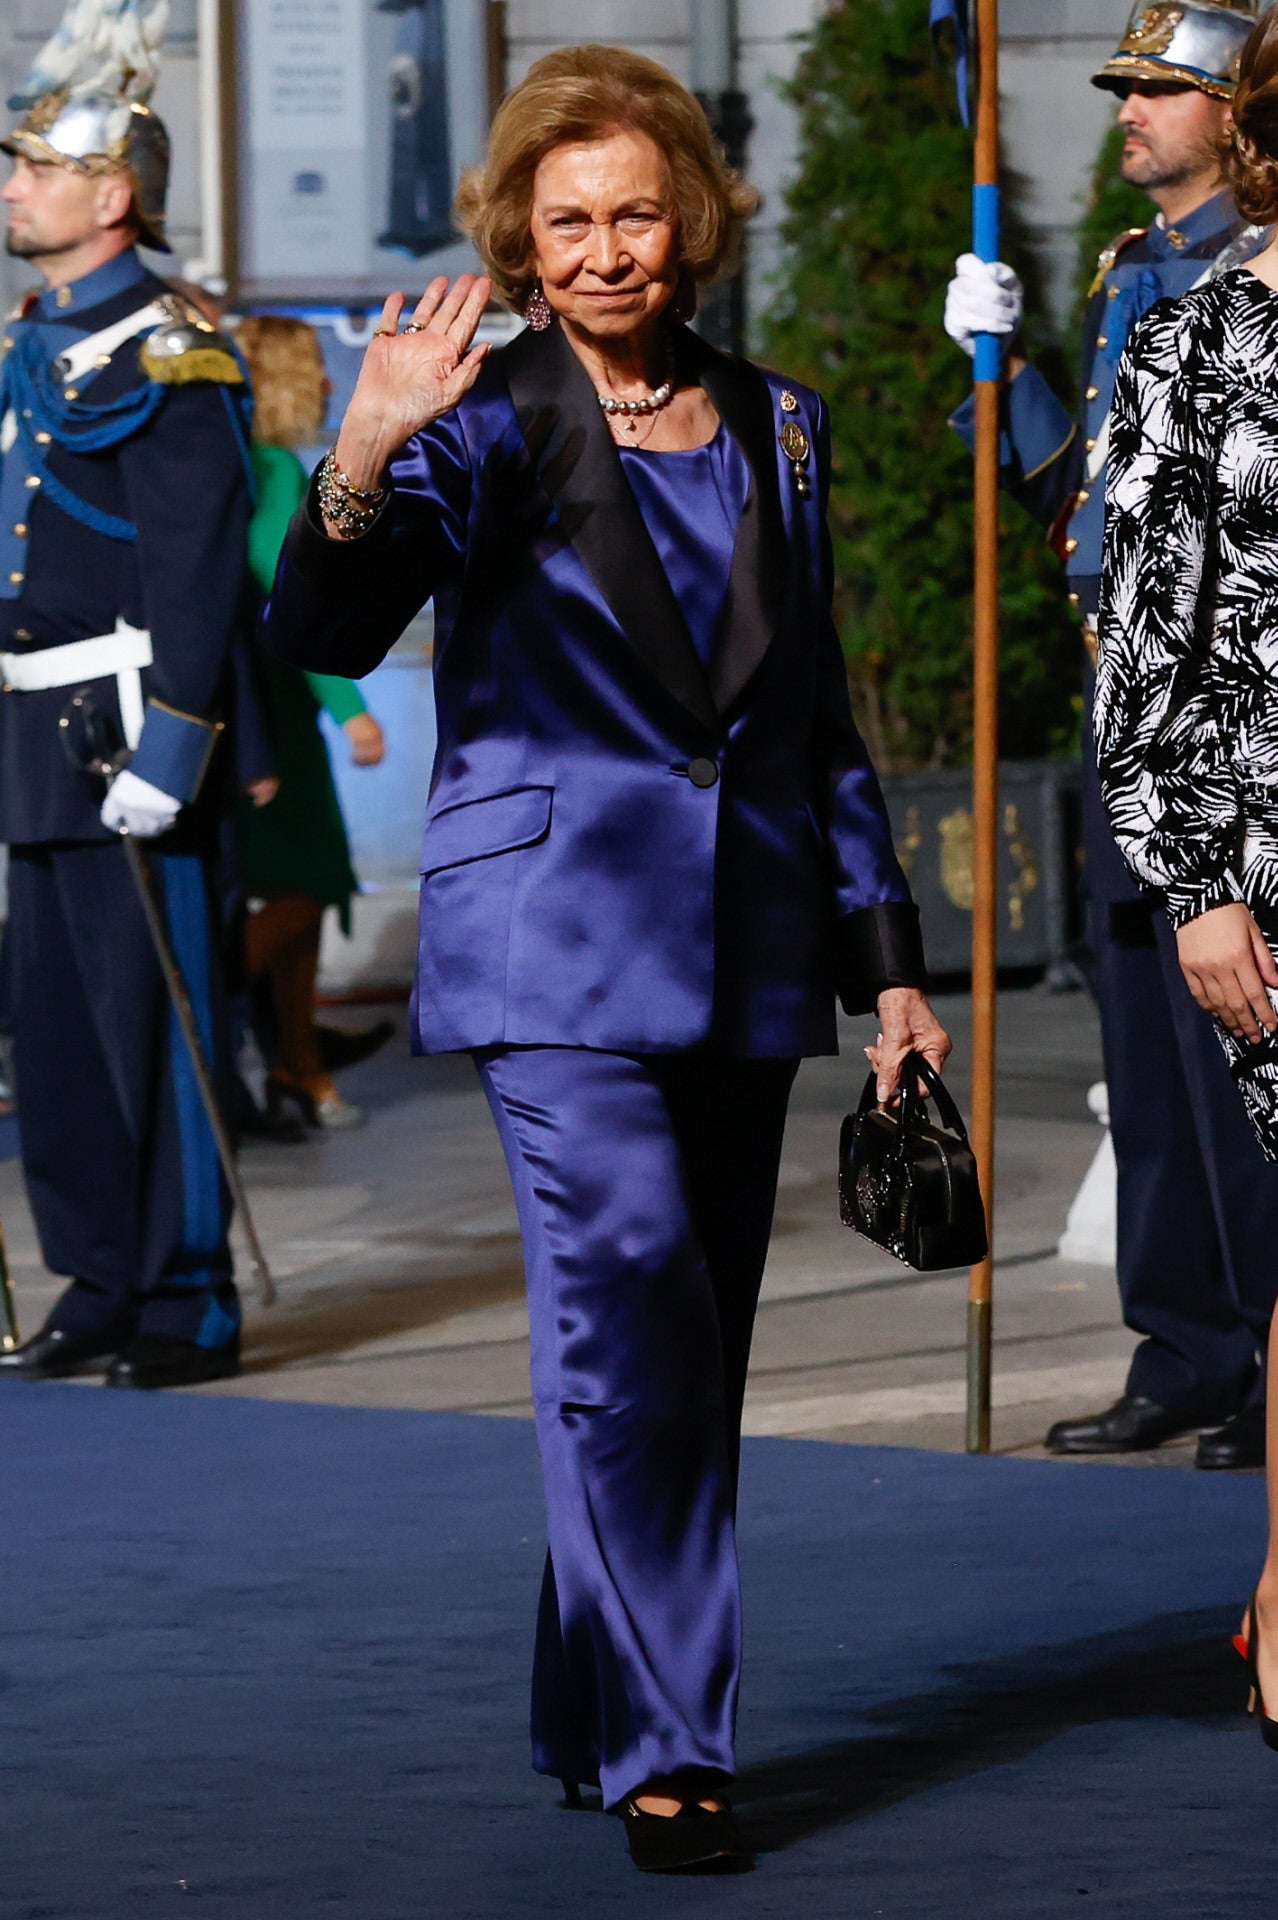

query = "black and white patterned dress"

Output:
[[1097, 267, 1278, 1158]]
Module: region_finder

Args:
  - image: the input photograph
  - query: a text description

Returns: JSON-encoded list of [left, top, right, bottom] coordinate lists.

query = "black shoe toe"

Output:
[[1044, 1394, 1199, 1455], [0, 1326, 123, 1379], [106, 1336, 240, 1391], [1196, 1405, 1266, 1471], [619, 1800, 743, 1872]]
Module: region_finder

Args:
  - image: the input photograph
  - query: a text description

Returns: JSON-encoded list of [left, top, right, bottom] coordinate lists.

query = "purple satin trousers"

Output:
[[475, 1046, 799, 1809]]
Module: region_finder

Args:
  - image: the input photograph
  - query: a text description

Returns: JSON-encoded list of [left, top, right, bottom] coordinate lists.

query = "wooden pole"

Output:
[[967, 0, 1000, 1454]]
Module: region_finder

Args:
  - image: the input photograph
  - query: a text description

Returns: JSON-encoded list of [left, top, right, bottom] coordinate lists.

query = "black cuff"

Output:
[[835, 902, 928, 1016]]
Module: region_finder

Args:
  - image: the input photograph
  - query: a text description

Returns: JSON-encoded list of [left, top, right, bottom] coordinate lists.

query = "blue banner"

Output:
[[930, 0, 972, 127]]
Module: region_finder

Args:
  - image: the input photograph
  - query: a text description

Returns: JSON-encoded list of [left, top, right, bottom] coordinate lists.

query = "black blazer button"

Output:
[[688, 757, 719, 789]]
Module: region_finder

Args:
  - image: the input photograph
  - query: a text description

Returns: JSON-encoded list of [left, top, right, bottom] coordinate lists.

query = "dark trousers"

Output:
[[7, 841, 238, 1349], [476, 1045, 798, 1810]]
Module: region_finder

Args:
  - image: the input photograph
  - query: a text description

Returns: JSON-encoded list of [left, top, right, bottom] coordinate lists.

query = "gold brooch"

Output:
[[780, 420, 811, 497], [780, 390, 799, 413]]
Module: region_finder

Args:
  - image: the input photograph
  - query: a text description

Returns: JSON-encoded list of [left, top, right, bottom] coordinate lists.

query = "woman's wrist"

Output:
[[317, 448, 391, 543], [332, 420, 395, 493]]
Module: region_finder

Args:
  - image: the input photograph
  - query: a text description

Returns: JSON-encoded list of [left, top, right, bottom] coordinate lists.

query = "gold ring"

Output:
[[403, 322, 427, 334], [372, 326, 394, 338]]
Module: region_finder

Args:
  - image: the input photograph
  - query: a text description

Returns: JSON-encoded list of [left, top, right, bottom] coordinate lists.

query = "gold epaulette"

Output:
[[1087, 227, 1150, 300], [140, 294, 245, 387]]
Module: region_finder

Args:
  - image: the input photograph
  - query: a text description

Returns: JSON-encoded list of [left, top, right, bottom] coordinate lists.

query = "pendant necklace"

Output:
[[597, 343, 676, 435]]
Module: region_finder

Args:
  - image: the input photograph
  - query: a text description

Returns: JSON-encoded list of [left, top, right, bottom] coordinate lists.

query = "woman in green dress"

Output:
[[236, 316, 388, 1130]]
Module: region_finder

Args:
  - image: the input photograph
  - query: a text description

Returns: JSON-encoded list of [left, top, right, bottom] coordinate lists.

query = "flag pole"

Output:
[[966, 0, 1000, 1454]]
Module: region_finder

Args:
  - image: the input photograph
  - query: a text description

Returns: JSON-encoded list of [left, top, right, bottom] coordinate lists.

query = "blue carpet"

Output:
[[0, 1389, 1272, 1918]]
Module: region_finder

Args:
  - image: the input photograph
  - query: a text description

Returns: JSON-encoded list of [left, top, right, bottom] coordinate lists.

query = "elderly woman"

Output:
[[263, 44, 948, 1870]]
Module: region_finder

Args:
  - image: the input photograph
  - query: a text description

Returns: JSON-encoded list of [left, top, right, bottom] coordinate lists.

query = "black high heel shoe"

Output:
[[1243, 1594, 1278, 1751], [618, 1797, 742, 1872]]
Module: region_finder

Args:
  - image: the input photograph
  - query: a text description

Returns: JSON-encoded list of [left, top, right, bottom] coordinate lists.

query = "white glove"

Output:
[[944, 253, 1024, 357], [100, 769, 182, 839]]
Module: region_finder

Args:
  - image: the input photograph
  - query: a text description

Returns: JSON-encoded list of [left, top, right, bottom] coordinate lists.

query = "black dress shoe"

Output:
[[619, 1800, 743, 1872], [1197, 1405, 1267, 1471], [106, 1336, 240, 1391], [1044, 1394, 1200, 1455], [316, 1021, 394, 1072], [0, 1327, 122, 1379]]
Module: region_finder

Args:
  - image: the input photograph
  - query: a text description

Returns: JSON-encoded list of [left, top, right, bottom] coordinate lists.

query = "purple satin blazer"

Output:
[[263, 322, 924, 1057]]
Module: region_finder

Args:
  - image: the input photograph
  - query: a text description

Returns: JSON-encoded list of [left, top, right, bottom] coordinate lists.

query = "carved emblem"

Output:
[[780, 421, 809, 464], [1119, 4, 1184, 55], [939, 809, 975, 913], [779, 420, 811, 498], [1003, 802, 1040, 934]]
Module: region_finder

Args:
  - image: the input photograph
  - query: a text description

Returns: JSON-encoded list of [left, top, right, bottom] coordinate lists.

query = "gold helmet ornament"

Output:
[[1092, 0, 1261, 98], [2, 0, 172, 251]]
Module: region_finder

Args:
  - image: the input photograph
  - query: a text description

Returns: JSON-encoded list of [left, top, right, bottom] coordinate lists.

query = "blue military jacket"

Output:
[[0, 248, 252, 845], [264, 322, 924, 1058], [952, 188, 1260, 618]]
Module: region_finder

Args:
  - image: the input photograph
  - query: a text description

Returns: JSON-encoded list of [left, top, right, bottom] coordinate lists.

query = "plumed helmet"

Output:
[[1092, 0, 1261, 99], [1, 1, 172, 251]]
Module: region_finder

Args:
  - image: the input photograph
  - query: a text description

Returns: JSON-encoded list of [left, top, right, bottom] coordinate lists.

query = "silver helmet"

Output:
[[1, 1, 171, 250], [1092, 0, 1261, 99]]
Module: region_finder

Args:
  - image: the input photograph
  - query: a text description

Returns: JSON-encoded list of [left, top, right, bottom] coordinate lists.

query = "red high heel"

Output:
[[1243, 1594, 1278, 1751]]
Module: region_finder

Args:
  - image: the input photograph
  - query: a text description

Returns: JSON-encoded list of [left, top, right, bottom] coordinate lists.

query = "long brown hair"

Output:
[[1226, 7, 1278, 224]]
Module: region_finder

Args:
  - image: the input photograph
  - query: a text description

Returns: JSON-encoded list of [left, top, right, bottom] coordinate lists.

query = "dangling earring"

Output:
[[671, 270, 696, 326], [524, 280, 553, 331]]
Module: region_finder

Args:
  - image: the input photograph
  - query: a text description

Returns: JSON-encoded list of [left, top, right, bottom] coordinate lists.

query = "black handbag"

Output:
[[838, 1052, 988, 1271]]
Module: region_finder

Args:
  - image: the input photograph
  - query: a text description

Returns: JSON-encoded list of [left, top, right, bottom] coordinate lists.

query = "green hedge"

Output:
[[759, 0, 1079, 772]]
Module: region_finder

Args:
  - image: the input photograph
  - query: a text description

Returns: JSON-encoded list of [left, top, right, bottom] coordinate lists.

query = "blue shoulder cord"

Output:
[[0, 326, 167, 542]]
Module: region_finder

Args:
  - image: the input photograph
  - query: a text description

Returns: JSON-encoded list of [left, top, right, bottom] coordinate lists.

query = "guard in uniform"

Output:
[[0, 11, 252, 1389], [944, 0, 1278, 1468]]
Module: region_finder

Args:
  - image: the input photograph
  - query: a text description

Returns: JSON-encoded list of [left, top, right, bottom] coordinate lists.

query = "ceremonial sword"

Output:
[[0, 1219, 17, 1350], [59, 690, 276, 1308]]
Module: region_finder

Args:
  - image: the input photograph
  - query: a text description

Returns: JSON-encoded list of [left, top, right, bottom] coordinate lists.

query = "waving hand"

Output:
[[331, 274, 493, 499]]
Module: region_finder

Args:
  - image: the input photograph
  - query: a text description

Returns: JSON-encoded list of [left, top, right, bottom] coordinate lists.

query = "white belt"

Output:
[[0, 618, 152, 749]]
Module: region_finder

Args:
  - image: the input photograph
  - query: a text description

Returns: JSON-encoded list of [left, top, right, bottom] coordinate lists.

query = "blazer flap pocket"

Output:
[[421, 784, 553, 878]]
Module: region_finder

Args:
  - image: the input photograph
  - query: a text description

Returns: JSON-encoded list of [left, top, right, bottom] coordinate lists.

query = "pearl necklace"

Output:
[[597, 349, 676, 433]]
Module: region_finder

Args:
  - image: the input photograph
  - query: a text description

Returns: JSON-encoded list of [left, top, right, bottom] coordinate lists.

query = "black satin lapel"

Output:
[[693, 340, 789, 714], [501, 323, 720, 736]]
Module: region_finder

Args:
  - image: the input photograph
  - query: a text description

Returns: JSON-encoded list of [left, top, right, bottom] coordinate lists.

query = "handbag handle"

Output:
[[855, 1050, 971, 1146]]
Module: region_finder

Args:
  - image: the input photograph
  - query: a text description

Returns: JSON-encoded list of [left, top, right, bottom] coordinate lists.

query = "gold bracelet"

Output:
[[325, 450, 389, 503], [317, 451, 389, 538]]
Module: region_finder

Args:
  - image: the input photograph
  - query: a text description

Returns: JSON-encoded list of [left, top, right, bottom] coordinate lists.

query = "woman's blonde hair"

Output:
[[234, 315, 327, 448], [454, 43, 759, 310], [1226, 8, 1278, 225]]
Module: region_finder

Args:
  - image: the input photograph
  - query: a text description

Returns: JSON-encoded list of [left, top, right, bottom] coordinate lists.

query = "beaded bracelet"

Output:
[[317, 449, 389, 538], [327, 452, 389, 502]]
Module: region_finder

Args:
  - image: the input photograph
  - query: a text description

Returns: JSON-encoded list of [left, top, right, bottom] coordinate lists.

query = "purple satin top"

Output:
[[619, 424, 751, 668]]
